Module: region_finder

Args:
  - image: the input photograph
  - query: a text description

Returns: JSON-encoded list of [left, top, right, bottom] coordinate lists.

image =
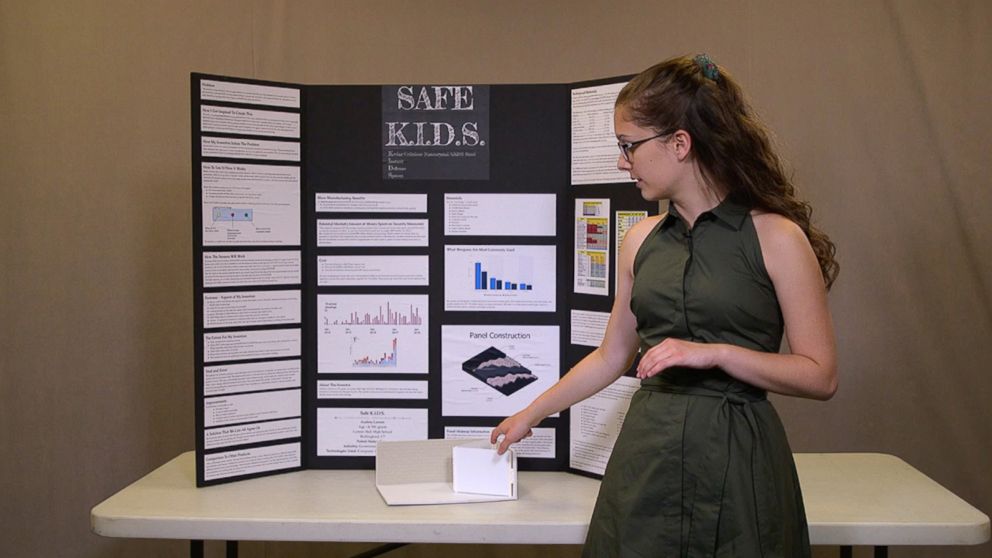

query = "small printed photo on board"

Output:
[[461, 347, 539, 396], [441, 325, 559, 417]]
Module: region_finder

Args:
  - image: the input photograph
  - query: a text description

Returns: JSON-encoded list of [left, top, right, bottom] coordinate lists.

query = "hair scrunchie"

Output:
[[694, 53, 720, 81]]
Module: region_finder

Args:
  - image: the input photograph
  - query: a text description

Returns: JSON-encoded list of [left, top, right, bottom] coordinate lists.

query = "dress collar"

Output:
[[661, 196, 750, 231]]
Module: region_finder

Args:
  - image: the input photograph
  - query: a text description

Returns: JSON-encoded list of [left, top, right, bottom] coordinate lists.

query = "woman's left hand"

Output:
[[635, 338, 720, 379]]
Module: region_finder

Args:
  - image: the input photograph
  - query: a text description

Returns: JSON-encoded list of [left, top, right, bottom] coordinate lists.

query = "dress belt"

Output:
[[638, 380, 772, 557], [639, 379, 767, 402]]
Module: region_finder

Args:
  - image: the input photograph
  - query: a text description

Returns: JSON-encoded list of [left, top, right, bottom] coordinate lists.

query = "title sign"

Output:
[[382, 85, 490, 180]]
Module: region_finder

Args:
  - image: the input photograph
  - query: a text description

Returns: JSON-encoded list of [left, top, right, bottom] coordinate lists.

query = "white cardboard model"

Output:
[[375, 438, 517, 506]]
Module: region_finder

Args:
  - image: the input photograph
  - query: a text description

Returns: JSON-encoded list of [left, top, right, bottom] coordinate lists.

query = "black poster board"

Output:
[[192, 73, 654, 487]]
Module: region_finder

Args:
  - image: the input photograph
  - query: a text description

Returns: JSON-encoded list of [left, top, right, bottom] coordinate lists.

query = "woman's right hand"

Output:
[[490, 410, 537, 455]]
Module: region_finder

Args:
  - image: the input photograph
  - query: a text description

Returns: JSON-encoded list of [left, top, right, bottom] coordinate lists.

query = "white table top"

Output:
[[91, 452, 989, 546], [795, 453, 988, 546]]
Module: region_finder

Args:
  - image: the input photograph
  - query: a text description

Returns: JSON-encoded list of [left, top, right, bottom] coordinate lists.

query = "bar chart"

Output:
[[473, 262, 534, 291], [445, 245, 556, 312], [327, 302, 423, 326], [318, 294, 428, 374], [351, 337, 398, 369]]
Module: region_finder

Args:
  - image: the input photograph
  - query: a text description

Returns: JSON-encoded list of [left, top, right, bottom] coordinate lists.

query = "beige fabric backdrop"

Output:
[[1, 1, 989, 557]]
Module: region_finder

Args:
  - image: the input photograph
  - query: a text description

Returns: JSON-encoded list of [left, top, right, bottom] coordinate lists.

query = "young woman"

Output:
[[491, 54, 838, 557]]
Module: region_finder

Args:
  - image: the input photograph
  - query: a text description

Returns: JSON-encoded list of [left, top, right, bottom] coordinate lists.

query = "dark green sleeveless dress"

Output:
[[582, 198, 811, 558]]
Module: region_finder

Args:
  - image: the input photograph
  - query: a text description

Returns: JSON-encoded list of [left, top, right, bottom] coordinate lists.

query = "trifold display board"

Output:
[[193, 73, 656, 487]]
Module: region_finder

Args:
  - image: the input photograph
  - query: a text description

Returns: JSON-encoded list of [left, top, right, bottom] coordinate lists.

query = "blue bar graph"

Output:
[[474, 262, 534, 291]]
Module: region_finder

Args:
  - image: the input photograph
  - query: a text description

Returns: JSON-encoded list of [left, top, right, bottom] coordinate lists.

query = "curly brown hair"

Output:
[[617, 55, 839, 289]]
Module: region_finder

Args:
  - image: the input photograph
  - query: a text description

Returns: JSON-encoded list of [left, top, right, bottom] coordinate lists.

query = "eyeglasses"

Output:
[[617, 131, 672, 163]]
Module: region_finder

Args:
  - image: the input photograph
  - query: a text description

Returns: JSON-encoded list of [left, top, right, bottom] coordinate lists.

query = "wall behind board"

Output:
[[1, 1, 989, 557]]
